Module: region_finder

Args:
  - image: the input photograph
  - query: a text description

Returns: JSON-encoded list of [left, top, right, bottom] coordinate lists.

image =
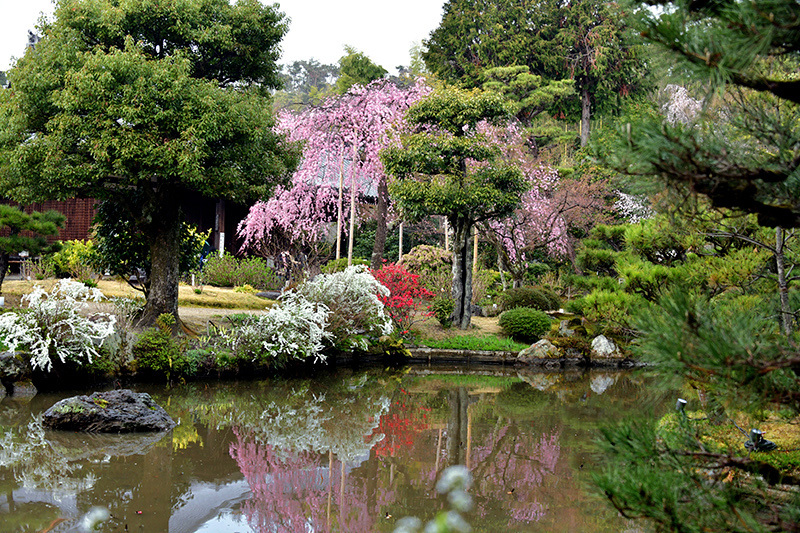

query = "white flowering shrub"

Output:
[[295, 265, 393, 347], [0, 279, 116, 371], [614, 191, 654, 223], [223, 266, 393, 363], [225, 291, 331, 365]]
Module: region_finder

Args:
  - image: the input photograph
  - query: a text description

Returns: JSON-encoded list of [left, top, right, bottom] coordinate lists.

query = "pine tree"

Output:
[[382, 87, 526, 329], [595, 1, 800, 530]]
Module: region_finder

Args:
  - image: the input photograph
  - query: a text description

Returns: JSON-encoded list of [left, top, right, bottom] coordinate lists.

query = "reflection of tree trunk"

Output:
[[327, 450, 333, 531], [366, 448, 378, 516], [435, 428, 443, 473], [446, 388, 470, 466], [128, 437, 173, 531]]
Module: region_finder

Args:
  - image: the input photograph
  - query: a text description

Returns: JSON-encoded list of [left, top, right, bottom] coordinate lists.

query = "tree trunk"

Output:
[[776, 227, 793, 336], [139, 206, 181, 328], [336, 163, 344, 261], [0, 252, 8, 294], [580, 86, 591, 148], [347, 167, 357, 266], [370, 177, 389, 269], [450, 218, 474, 330]]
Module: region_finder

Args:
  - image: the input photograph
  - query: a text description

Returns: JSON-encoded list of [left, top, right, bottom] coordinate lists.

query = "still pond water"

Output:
[[0, 367, 664, 532]]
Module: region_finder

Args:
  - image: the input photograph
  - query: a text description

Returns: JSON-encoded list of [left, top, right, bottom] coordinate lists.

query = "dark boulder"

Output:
[[43, 389, 176, 433]]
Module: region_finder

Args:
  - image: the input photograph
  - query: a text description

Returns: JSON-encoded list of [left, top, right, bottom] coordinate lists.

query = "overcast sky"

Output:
[[0, 0, 446, 73]]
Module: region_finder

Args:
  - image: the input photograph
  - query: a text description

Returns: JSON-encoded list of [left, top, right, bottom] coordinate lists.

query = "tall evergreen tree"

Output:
[[595, 1, 800, 530], [0, 0, 299, 326], [423, 0, 645, 145]]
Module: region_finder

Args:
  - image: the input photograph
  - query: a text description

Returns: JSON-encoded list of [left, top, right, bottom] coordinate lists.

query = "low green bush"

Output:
[[51, 240, 100, 279], [132, 314, 187, 381], [202, 253, 279, 290], [321, 257, 369, 274], [498, 307, 552, 343], [501, 287, 560, 312]]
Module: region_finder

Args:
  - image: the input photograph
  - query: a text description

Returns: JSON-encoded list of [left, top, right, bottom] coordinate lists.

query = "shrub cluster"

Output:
[[51, 240, 100, 281], [400, 245, 453, 296], [0, 279, 116, 372], [201, 253, 280, 290], [222, 265, 393, 361], [501, 287, 561, 312], [498, 307, 552, 343], [132, 314, 187, 381], [371, 263, 433, 334]]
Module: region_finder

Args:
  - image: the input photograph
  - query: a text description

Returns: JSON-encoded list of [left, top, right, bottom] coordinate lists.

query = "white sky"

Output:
[[0, 0, 446, 73]]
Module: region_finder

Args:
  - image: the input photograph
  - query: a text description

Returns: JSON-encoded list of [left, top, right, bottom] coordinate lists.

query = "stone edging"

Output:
[[405, 347, 643, 368]]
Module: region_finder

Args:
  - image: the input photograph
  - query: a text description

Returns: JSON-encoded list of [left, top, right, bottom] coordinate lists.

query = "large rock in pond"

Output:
[[518, 340, 562, 364], [590, 335, 623, 359], [43, 389, 176, 433]]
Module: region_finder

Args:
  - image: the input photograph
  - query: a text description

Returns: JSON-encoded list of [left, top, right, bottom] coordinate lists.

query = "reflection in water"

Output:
[[0, 368, 662, 532]]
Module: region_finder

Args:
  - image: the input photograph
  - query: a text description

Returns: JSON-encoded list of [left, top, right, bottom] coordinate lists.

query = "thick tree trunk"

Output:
[[370, 177, 389, 269], [139, 206, 181, 328], [0, 252, 8, 294], [776, 227, 793, 336], [580, 86, 591, 148], [451, 219, 474, 330]]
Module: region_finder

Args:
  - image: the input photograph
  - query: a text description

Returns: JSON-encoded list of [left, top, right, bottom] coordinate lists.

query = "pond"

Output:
[[0, 367, 665, 532]]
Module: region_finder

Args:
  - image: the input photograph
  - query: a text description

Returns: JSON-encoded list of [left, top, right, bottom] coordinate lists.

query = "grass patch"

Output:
[[418, 334, 528, 352], [1, 279, 273, 310]]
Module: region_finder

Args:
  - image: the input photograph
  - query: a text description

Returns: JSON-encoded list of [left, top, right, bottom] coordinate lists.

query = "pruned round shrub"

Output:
[[132, 314, 187, 380], [538, 287, 562, 310], [501, 287, 560, 312], [201, 253, 279, 290], [498, 307, 552, 343]]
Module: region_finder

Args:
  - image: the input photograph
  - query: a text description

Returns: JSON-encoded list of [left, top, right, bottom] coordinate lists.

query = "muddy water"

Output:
[[0, 367, 663, 532]]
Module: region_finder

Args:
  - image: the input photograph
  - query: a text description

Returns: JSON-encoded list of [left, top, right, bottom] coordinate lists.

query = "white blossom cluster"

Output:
[[0, 279, 117, 371], [614, 191, 654, 223], [663, 84, 702, 125], [227, 291, 332, 363], [295, 265, 393, 343], [225, 266, 393, 362]]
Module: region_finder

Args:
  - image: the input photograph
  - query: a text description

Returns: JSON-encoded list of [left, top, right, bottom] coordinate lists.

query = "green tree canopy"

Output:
[[602, 0, 800, 227], [423, 0, 647, 145], [0, 0, 299, 326], [335, 46, 387, 94], [382, 86, 526, 329]]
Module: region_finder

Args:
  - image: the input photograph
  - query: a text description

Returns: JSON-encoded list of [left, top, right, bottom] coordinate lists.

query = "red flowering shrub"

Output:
[[372, 263, 434, 334]]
